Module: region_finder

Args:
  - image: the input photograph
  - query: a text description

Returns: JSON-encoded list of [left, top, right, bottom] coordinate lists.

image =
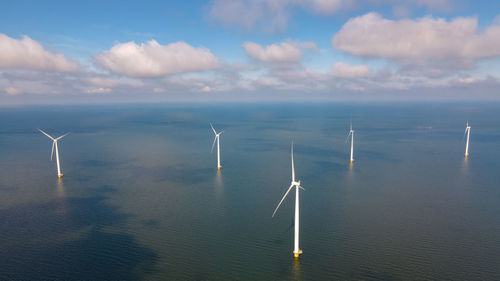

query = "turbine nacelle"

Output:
[[347, 129, 354, 139], [465, 122, 471, 131]]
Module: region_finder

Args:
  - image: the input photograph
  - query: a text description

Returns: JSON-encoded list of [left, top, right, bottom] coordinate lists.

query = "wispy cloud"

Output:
[[207, 0, 455, 32], [207, 0, 345, 32]]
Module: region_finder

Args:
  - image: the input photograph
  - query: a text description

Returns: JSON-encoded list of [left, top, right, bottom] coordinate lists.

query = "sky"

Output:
[[1, 0, 500, 104]]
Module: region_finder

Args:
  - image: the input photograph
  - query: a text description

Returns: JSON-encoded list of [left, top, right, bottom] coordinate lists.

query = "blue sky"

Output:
[[1, 0, 500, 104]]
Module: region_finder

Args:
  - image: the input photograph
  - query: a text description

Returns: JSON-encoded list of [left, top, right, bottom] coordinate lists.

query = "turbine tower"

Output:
[[210, 123, 223, 171], [464, 122, 471, 157], [272, 142, 305, 258], [38, 129, 69, 178], [347, 121, 354, 163]]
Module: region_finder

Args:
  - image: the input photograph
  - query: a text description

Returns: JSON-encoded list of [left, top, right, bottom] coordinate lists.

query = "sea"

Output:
[[1, 102, 499, 280]]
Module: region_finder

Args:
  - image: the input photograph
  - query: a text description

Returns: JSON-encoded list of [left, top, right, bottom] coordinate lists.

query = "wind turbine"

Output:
[[346, 120, 354, 163], [210, 123, 223, 171], [38, 129, 69, 178], [464, 122, 471, 157], [272, 142, 305, 258]]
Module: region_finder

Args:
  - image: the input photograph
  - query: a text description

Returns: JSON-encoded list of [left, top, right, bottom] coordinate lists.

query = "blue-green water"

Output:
[[1, 103, 499, 280]]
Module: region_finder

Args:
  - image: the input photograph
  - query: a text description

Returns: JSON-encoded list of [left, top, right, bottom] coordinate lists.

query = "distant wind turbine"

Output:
[[346, 120, 354, 163], [210, 123, 223, 171], [38, 129, 69, 178], [272, 142, 305, 258], [464, 122, 471, 157]]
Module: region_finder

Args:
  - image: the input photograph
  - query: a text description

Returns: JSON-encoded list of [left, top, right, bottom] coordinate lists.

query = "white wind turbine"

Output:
[[272, 143, 305, 258], [464, 122, 471, 157], [210, 123, 223, 171], [346, 120, 354, 163], [38, 129, 69, 178]]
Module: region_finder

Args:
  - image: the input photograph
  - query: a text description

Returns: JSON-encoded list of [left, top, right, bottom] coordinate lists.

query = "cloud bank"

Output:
[[332, 62, 371, 78], [94, 40, 219, 78]]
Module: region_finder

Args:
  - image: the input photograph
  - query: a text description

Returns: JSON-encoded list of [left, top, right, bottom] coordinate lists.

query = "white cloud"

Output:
[[86, 87, 112, 94], [200, 86, 213, 92], [332, 13, 500, 62], [0, 34, 78, 72], [456, 77, 477, 84], [88, 77, 117, 88], [450, 76, 499, 89], [153, 87, 165, 93], [332, 62, 371, 78], [243, 41, 316, 63], [94, 40, 219, 77], [4, 87, 23, 95]]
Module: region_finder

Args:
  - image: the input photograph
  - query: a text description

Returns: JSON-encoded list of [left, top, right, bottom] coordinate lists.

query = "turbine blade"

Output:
[[51, 141, 55, 161], [291, 142, 295, 182], [346, 131, 351, 143], [38, 128, 55, 140], [56, 133, 69, 140], [211, 136, 217, 153], [272, 184, 294, 217], [210, 123, 216, 135], [219, 130, 224, 135], [299, 185, 305, 191]]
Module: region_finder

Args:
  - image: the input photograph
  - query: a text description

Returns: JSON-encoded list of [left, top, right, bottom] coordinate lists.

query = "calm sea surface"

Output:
[[1, 102, 499, 280]]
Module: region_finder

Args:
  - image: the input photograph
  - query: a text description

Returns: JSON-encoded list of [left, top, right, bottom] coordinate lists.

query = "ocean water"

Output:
[[0, 102, 499, 280]]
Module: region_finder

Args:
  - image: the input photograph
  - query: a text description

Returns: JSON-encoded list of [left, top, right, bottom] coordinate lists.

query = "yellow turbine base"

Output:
[[465, 154, 468, 158], [293, 250, 303, 258], [58, 174, 63, 178], [218, 166, 222, 171], [350, 159, 354, 163]]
